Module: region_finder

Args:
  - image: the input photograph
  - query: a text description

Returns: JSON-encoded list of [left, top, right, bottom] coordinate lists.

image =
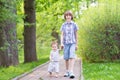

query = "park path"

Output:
[[12, 56, 82, 80]]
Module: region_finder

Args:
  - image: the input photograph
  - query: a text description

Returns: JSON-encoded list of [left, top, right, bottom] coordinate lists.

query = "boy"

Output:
[[48, 41, 60, 78], [60, 10, 78, 79]]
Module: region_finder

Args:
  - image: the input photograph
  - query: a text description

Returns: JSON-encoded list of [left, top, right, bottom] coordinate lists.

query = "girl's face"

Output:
[[66, 14, 72, 22], [52, 44, 57, 50]]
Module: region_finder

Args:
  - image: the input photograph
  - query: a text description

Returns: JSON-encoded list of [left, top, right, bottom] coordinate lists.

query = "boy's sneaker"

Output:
[[64, 72, 69, 77], [69, 72, 75, 79]]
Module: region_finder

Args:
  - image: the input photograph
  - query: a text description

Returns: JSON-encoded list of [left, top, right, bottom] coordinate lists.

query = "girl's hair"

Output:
[[64, 10, 73, 20], [51, 40, 58, 47]]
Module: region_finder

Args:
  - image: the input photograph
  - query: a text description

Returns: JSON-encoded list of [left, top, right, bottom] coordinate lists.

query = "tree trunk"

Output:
[[0, 0, 18, 67], [24, 0, 37, 62], [0, 27, 9, 67], [51, 29, 60, 45], [5, 21, 19, 66]]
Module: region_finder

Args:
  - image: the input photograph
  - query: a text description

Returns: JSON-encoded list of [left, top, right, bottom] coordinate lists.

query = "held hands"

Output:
[[61, 44, 64, 50], [61, 46, 64, 50]]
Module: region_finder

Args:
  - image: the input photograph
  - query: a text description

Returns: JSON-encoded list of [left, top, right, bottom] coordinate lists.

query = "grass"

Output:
[[0, 46, 50, 80], [1, 44, 120, 80], [83, 61, 120, 80]]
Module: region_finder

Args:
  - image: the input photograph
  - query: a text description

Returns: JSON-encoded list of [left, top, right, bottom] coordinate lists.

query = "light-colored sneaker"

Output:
[[69, 72, 75, 79], [64, 72, 69, 77]]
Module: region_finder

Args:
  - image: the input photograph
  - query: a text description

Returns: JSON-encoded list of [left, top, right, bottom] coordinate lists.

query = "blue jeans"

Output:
[[63, 44, 76, 60]]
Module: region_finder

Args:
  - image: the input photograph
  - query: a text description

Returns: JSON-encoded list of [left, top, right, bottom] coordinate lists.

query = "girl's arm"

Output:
[[49, 51, 52, 61], [49, 55, 51, 61]]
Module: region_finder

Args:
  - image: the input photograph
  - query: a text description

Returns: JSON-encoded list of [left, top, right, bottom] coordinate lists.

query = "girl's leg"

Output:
[[55, 62, 59, 78], [49, 72, 52, 77], [55, 72, 59, 78]]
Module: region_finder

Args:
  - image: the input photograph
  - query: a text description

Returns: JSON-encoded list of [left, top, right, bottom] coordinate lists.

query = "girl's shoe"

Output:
[[55, 75, 58, 78]]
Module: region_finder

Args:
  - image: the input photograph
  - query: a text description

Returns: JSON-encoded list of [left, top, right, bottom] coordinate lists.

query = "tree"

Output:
[[24, 0, 37, 62], [0, 0, 19, 67]]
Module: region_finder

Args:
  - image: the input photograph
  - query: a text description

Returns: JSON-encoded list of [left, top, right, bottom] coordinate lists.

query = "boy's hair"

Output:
[[51, 40, 58, 47], [64, 10, 73, 20]]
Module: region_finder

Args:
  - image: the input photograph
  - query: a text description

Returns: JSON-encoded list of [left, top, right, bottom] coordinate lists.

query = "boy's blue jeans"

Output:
[[63, 44, 76, 60]]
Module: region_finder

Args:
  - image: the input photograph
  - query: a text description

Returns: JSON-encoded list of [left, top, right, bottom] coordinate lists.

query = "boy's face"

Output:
[[52, 44, 57, 50], [65, 14, 72, 22]]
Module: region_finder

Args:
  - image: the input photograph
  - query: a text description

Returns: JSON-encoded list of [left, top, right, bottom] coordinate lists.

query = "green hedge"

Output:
[[78, 0, 120, 62]]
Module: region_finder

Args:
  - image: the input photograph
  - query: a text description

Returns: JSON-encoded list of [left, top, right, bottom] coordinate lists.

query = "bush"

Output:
[[78, 0, 120, 62]]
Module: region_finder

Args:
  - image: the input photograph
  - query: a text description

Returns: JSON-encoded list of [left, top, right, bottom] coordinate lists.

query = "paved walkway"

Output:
[[12, 57, 82, 80]]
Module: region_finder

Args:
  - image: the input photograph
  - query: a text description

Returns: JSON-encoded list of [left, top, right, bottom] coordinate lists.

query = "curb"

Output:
[[12, 61, 50, 80]]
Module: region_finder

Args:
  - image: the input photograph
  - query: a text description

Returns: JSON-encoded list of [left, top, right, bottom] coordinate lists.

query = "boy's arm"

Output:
[[75, 31, 78, 50], [60, 31, 64, 49]]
